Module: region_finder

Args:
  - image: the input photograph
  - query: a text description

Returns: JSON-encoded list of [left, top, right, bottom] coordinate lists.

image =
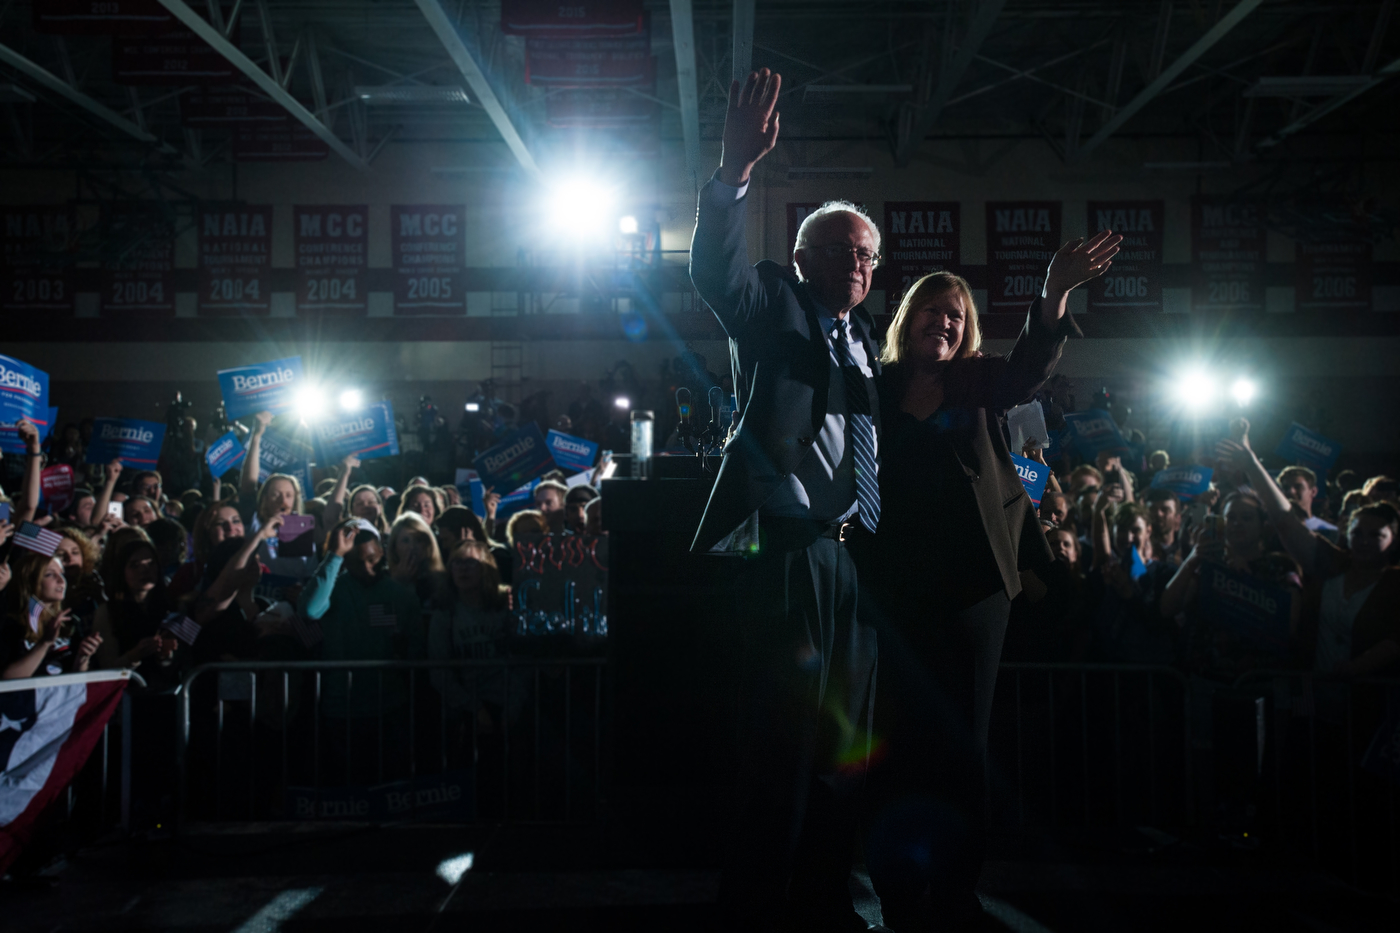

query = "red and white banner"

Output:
[[526, 35, 653, 86], [501, 0, 643, 36], [1191, 197, 1265, 314], [2, 205, 76, 316], [198, 206, 272, 316], [101, 203, 174, 317], [882, 202, 960, 313], [391, 205, 465, 315], [1085, 200, 1164, 313], [233, 124, 330, 162], [295, 205, 368, 316], [0, 671, 131, 873], [32, 0, 172, 34], [1296, 237, 1372, 313], [545, 88, 657, 127], [112, 23, 240, 85], [40, 464, 75, 512], [985, 201, 1061, 313], [180, 84, 288, 125]]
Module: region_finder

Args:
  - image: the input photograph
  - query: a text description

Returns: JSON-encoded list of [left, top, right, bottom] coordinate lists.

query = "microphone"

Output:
[[675, 386, 692, 424], [707, 386, 724, 434]]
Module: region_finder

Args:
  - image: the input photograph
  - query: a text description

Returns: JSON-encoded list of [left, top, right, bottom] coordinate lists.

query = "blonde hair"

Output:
[[387, 511, 445, 578], [257, 473, 304, 524], [879, 271, 981, 366]]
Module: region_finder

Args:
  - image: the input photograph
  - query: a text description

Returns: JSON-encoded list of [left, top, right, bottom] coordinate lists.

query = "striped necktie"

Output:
[[832, 319, 880, 532]]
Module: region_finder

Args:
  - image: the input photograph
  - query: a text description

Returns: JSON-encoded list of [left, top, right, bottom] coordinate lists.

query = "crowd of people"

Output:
[[1002, 420, 1400, 684]]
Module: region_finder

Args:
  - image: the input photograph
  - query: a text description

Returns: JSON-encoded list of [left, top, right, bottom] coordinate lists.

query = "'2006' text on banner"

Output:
[[84, 418, 166, 468], [217, 356, 305, 420]]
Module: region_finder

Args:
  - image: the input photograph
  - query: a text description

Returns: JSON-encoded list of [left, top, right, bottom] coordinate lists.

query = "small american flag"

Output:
[[14, 521, 62, 557], [367, 604, 398, 628], [27, 597, 43, 633], [159, 612, 202, 646]]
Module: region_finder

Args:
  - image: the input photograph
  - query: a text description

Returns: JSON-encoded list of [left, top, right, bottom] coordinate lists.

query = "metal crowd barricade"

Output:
[[174, 658, 606, 831], [0, 670, 143, 841], [1230, 670, 1400, 892], [990, 664, 1194, 831]]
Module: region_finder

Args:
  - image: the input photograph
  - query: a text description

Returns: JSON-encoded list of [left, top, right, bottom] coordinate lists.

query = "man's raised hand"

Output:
[[719, 68, 782, 187]]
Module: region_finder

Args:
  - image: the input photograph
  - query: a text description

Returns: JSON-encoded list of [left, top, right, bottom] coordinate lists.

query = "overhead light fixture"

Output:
[[1244, 76, 1372, 97], [787, 166, 873, 180], [354, 85, 471, 104]]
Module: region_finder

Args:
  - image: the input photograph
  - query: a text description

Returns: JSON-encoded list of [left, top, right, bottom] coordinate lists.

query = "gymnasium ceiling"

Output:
[[0, 0, 1396, 179]]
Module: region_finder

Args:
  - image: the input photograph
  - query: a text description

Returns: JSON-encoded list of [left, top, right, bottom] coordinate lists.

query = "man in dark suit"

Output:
[[689, 68, 881, 932]]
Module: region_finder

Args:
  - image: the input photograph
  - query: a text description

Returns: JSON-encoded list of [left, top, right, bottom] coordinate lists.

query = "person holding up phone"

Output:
[[2, 554, 102, 679]]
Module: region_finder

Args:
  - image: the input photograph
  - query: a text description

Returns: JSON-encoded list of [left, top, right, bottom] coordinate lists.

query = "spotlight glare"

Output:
[[1231, 378, 1257, 407], [619, 215, 639, 234], [614, 396, 630, 410], [1175, 370, 1217, 412], [465, 402, 480, 413], [295, 385, 327, 421], [339, 388, 364, 412], [435, 852, 474, 885], [546, 176, 616, 239]]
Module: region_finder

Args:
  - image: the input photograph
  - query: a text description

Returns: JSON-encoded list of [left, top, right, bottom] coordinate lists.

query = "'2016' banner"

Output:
[[1086, 201, 1163, 313], [391, 205, 465, 315], [985, 202, 1060, 313], [199, 206, 272, 316]]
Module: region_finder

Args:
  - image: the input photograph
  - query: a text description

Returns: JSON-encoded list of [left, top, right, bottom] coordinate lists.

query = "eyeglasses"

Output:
[[816, 244, 879, 267]]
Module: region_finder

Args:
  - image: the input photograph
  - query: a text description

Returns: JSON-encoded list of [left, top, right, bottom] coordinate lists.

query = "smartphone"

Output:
[[277, 514, 317, 558], [0, 502, 9, 523], [108, 502, 123, 518]]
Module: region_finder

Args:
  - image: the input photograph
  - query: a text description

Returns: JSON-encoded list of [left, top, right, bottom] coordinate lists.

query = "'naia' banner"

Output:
[[501, 0, 643, 36], [882, 202, 960, 313], [985, 202, 1060, 313], [1085, 201, 1163, 313], [198, 206, 272, 316]]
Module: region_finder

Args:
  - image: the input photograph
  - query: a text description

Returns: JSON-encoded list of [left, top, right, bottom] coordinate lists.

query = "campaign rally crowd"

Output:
[[0, 345, 1396, 881]]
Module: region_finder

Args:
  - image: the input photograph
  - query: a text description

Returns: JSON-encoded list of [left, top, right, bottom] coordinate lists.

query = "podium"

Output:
[[601, 458, 742, 856]]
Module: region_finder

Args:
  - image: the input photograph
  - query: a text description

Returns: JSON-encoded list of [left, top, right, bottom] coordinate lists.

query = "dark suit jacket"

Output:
[[688, 176, 882, 553], [874, 300, 1079, 601]]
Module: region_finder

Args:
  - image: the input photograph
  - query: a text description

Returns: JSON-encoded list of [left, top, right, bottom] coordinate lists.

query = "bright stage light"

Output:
[[546, 176, 616, 239], [1174, 370, 1218, 412], [614, 396, 630, 410], [339, 388, 364, 412], [295, 385, 327, 421], [619, 215, 639, 234], [1231, 378, 1257, 407], [465, 402, 480, 413]]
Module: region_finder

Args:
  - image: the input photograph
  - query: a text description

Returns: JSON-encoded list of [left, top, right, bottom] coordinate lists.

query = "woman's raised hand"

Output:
[[342, 453, 361, 473], [331, 524, 357, 557], [1044, 229, 1124, 301], [254, 410, 273, 433], [260, 513, 285, 540], [719, 68, 782, 187]]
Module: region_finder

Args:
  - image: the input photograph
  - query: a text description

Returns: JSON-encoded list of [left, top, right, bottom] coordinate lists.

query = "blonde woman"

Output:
[[861, 232, 1119, 927], [386, 511, 447, 609]]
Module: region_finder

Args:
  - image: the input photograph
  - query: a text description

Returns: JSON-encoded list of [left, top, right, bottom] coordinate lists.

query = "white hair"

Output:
[[793, 200, 882, 257]]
